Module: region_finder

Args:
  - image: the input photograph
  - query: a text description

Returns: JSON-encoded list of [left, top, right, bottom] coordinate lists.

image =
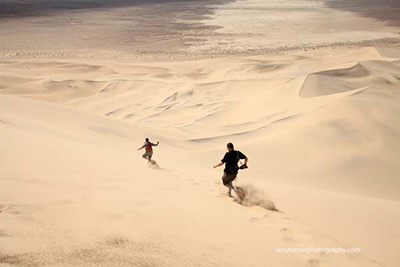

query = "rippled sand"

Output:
[[1, 46, 400, 267], [1, 2, 400, 267]]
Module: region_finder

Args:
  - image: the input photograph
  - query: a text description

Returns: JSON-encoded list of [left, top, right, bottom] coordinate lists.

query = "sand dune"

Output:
[[1, 46, 400, 266]]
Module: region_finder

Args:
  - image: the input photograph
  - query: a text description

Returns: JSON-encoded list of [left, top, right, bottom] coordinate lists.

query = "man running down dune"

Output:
[[214, 142, 248, 197], [138, 138, 159, 160]]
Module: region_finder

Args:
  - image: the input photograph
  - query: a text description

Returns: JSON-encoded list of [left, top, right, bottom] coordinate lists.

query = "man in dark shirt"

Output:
[[213, 142, 248, 197]]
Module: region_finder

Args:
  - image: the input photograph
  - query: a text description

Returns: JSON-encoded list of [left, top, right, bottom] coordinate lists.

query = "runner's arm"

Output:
[[213, 162, 224, 168], [239, 152, 248, 166], [137, 144, 145, 150], [214, 153, 227, 168]]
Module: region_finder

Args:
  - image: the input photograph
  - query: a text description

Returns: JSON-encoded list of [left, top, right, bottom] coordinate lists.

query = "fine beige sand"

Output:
[[1, 46, 400, 267]]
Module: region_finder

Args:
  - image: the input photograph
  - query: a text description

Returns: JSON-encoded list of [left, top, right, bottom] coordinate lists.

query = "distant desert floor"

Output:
[[1, 46, 400, 267], [1, 0, 400, 58]]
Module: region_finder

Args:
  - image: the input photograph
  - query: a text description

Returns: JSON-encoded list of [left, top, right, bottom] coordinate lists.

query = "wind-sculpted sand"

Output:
[[0, 46, 400, 267]]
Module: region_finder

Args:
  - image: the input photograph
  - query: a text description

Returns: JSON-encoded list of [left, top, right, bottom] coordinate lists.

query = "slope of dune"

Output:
[[1, 46, 400, 267], [0, 94, 373, 267]]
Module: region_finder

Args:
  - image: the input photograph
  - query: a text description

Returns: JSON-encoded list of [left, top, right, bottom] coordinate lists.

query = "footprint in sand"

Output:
[[306, 258, 320, 267], [0, 204, 9, 214], [0, 253, 23, 266], [0, 204, 38, 222], [104, 236, 130, 248], [279, 227, 295, 242], [0, 230, 12, 238]]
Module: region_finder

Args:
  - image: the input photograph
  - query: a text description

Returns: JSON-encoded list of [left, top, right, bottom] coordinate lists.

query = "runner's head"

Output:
[[227, 142, 234, 152], [145, 138, 149, 142]]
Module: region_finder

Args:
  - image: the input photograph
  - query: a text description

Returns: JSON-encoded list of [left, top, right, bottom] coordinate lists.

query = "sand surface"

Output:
[[1, 45, 400, 267], [1, 1, 400, 266]]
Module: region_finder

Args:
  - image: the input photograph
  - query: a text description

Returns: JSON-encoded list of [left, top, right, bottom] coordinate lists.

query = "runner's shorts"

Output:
[[222, 171, 237, 186], [143, 151, 153, 158]]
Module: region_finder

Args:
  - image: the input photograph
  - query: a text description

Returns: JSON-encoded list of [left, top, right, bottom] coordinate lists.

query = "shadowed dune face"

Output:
[[300, 64, 371, 98], [300, 61, 400, 98]]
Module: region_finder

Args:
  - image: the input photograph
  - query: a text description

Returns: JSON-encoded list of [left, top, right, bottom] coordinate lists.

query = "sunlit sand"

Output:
[[1, 1, 400, 266]]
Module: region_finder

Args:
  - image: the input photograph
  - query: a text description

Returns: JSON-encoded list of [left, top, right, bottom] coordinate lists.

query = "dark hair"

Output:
[[227, 142, 234, 150], [145, 138, 149, 142]]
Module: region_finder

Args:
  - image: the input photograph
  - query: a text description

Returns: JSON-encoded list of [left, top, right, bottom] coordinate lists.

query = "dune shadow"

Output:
[[147, 159, 162, 170]]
